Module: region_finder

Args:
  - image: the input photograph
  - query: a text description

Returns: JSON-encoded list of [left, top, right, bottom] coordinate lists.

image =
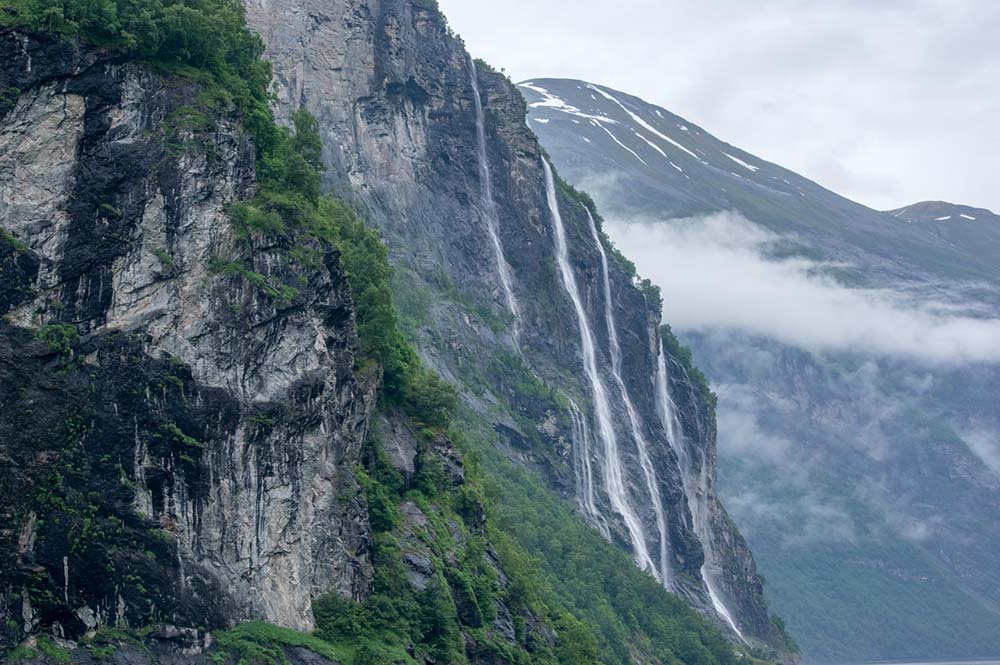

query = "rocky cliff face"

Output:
[[0, 28, 377, 643], [245, 0, 785, 647]]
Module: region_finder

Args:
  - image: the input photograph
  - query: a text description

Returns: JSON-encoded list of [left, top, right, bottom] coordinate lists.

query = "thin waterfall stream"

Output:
[[469, 57, 521, 337], [569, 398, 611, 540], [656, 343, 745, 640], [585, 209, 672, 586]]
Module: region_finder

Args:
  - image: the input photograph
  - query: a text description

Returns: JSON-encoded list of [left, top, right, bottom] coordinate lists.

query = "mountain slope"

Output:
[[0, 19, 647, 665], [889, 201, 1000, 271], [521, 78, 1000, 662]]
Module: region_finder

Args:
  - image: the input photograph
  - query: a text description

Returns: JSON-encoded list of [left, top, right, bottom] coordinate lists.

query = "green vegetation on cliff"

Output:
[[225, 105, 458, 432], [295, 424, 605, 665], [456, 412, 743, 665], [662, 325, 717, 411], [242, 110, 605, 665], [1, 0, 459, 432], [0, 0, 277, 147]]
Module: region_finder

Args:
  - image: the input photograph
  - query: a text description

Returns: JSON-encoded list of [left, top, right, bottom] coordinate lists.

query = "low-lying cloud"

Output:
[[962, 428, 1000, 478], [605, 211, 1000, 365], [721, 486, 858, 547], [716, 396, 793, 464]]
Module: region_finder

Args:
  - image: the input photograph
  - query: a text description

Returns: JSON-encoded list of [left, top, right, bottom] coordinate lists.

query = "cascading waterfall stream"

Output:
[[469, 56, 521, 336], [542, 158, 656, 575], [697, 455, 744, 641], [569, 398, 611, 540], [655, 344, 745, 640], [586, 209, 672, 586]]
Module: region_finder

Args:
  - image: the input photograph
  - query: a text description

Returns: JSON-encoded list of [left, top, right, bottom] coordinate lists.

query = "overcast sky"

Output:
[[438, 0, 1000, 213]]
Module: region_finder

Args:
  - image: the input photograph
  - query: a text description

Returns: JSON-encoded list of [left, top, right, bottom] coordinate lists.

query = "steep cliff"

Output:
[[245, 0, 790, 651], [0, 25, 379, 642], [0, 15, 732, 665]]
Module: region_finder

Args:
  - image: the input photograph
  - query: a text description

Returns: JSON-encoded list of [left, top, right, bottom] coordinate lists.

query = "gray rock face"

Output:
[[0, 29, 377, 639], [245, 0, 781, 646]]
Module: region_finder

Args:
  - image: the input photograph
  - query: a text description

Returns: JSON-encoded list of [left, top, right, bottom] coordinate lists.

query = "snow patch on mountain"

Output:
[[585, 84, 704, 163], [723, 151, 761, 172], [592, 120, 647, 165], [521, 82, 620, 124], [636, 132, 668, 158]]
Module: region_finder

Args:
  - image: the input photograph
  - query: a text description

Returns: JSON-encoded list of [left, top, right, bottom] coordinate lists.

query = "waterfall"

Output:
[[656, 344, 745, 640], [542, 158, 656, 575], [655, 347, 689, 484], [586, 209, 672, 586], [569, 398, 611, 540], [469, 56, 521, 335]]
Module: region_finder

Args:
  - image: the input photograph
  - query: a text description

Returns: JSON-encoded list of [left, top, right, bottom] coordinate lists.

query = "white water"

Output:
[[569, 398, 611, 540], [469, 57, 521, 335], [542, 158, 656, 575], [655, 343, 745, 640], [699, 461, 744, 641], [586, 209, 672, 586]]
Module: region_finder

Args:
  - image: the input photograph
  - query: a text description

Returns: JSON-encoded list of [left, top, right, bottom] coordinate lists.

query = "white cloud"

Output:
[[715, 384, 794, 464], [603, 211, 1000, 365], [722, 486, 858, 546], [855, 478, 946, 543], [962, 428, 1000, 478]]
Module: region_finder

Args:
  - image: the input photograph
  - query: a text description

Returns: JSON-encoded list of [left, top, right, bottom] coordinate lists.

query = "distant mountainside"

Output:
[[889, 201, 1000, 269], [891, 200, 999, 224], [521, 78, 1000, 662]]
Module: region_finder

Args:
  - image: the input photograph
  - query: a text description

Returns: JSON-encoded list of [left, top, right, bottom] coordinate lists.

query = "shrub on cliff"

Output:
[[0, 0, 277, 150]]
